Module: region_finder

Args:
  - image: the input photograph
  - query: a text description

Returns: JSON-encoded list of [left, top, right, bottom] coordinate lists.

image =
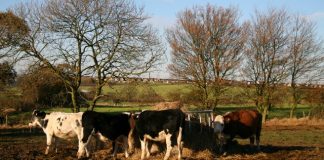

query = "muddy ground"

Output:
[[0, 123, 324, 160]]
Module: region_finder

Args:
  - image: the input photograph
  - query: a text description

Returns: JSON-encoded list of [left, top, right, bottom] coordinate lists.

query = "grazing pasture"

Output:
[[1, 120, 323, 160]]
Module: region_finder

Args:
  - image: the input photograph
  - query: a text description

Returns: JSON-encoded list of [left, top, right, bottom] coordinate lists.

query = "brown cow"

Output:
[[213, 109, 262, 152]]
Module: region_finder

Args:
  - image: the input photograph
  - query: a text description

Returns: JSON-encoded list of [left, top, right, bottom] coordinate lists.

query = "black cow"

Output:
[[135, 109, 185, 160], [81, 111, 135, 158]]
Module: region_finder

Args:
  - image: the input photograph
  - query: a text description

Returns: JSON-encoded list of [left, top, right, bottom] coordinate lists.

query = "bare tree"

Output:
[[78, 0, 164, 110], [242, 8, 290, 122], [167, 4, 247, 109], [9, 0, 163, 112], [287, 14, 324, 118], [10, 1, 88, 112]]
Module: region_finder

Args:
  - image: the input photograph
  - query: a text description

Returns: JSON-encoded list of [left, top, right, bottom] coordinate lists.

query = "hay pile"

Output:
[[153, 101, 183, 110]]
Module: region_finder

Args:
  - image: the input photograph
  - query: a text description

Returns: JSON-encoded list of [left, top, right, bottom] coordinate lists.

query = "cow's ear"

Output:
[[33, 110, 39, 116], [36, 111, 46, 119]]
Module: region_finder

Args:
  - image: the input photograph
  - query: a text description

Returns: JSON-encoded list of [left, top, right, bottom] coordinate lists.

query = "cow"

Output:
[[81, 111, 135, 159], [135, 109, 185, 160], [28, 110, 89, 158], [213, 109, 262, 152]]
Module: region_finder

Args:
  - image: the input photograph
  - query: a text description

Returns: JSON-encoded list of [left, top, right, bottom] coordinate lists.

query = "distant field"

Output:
[[81, 83, 193, 101]]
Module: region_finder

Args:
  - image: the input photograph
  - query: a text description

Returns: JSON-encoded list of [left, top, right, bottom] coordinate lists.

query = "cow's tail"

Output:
[[256, 111, 262, 140], [129, 113, 136, 130], [179, 110, 186, 139]]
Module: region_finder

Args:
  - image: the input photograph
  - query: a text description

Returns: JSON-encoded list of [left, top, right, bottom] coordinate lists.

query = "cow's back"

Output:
[[82, 111, 131, 140], [45, 112, 83, 139], [136, 109, 185, 139], [223, 110, 261, 139]]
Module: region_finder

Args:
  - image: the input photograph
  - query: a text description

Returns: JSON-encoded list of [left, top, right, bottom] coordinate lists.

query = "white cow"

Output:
[[28, 110, 92, 158]]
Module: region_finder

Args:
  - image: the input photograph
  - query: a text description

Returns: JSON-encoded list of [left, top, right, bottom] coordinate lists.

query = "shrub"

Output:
[[166, 91, 181, 102], [17, 66, 70, 108], [135, 84, 163, 103], [309, 105, 324, 119], [181, 88, 204, 106], [0, 96, 34, 112], [116, 82, 138, 102]]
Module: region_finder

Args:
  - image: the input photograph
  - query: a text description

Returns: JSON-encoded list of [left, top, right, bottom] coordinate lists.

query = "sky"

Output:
[[1, 0, 324, 78]]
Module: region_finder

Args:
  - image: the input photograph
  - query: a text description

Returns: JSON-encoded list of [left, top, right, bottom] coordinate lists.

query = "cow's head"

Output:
[[29, 110, 46, 127], [213, 115, 226, 153], [213, 115, 225, 133]]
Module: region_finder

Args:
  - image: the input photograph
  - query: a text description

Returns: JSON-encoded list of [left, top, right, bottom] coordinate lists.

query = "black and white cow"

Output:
[[81, 111, 135, 158], [28, 110, 89, 158], [135, 109, 186, 160]]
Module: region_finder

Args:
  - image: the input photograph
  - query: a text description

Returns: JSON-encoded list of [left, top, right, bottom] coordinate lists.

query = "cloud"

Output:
[[306, 12, 324, 20], [146, 15, 176, 33]]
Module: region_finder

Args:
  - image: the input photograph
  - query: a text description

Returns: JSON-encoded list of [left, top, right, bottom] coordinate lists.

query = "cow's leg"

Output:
[[112, 141, 118, 158], [145, 138, 150, 158], [250, 135, 255, 146], [122, 136, 129, 158], [140, 138, 146, 160], [78, 137, 91, 158], [256, 134, 260, 151], [77, 128, 92, 158], [128, 129, 134, 154], [45, 134, 53, 155], [77, 140, 85, 158], [53, 137, 58, 153], [164, 134, 172, 160], [177, 127, 183, 160]]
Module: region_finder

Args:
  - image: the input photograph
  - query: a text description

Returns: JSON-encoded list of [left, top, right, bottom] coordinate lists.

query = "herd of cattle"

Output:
[[28, 108, 262, 160]]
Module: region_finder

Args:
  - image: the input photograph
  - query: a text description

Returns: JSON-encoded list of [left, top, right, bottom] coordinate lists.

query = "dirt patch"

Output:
[[1, 123, 324, 160]]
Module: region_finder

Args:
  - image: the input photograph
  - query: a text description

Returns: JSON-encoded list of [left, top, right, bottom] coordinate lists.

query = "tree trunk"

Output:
[[88, 83, 103, 111], [70, 88, 79, 113], [203, 86, 209, 109], [290, 93, 298, 118], [262, 106, 268, 123], [290, 85, 298, 118], [290, 103, 297, 118], [89, 97, 99, 111]]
